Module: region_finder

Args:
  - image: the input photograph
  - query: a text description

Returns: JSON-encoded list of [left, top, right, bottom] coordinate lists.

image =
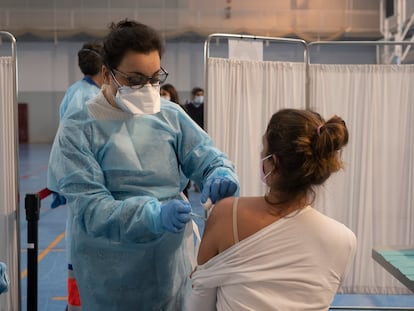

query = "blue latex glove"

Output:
[[0, 262, 9, 295], [51, 192, 67, 209], [200, 177, 238, 204], [160, 199, 191, 233]]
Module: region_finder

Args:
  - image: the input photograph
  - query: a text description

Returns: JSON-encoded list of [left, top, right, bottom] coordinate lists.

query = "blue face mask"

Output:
[[193, 95, 204, 106], [260, 154, 272, 184]]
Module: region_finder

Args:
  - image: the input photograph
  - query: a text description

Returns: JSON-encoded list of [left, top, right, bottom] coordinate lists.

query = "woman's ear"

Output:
[[102, 65, 110, 84], [271, 154, 279, 171]]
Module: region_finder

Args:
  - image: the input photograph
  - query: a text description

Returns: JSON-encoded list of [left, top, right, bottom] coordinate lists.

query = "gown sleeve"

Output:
[[48, 118, 164, 244]]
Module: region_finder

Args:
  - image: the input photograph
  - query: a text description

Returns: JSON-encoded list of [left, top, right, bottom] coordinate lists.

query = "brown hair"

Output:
[[265, 108, 349, 203], [161, 83, 180, 105], [78, 42, 103, 76], [103, 19, 164, 70]]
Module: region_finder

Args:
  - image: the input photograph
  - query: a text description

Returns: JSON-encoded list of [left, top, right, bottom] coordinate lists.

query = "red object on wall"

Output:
[[18, 103, 28, 143]]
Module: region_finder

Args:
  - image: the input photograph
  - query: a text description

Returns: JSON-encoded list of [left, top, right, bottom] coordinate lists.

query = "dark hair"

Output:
[[191, 87, 204, 97], [161, 83, 180, 104], [103, 19, 164, 70], [265, 108, 349, 203], [78, 42, 103, 76]]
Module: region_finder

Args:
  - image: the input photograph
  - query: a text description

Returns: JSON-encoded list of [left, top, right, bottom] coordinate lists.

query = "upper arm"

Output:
[[197, 208, 220, 265], [197, 197, 234, 265]]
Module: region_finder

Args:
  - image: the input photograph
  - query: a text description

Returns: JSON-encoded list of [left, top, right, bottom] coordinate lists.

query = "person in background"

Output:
[[184, 87, 204, 130], [50, 41, 104, 208], [47, 19, 239, 311], [59, 42, 104, 120], [184, 87, 205, 193], [161, 83, 190, 198], [188, 108, 357, 311], [160, 83, 180, 106]]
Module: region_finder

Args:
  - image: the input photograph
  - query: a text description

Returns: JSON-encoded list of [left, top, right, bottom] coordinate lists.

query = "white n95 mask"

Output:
[[115, 84, 161, 115]]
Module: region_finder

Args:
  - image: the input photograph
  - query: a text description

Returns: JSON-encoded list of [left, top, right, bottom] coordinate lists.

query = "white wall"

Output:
[[14, 40, 207, 143], [6, 39, 376, 143], [16, 41, 206, 93]]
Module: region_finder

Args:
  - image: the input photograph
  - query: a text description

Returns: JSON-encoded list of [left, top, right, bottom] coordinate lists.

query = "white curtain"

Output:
[[207, 57, 414, 294], [207, 57, 306, 197], [0, 56, 20, 309], [310, 64, 414, 294]]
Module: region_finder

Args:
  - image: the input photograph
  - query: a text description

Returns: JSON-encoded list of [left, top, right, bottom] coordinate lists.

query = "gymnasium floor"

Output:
[[18, 144, 414, 311]]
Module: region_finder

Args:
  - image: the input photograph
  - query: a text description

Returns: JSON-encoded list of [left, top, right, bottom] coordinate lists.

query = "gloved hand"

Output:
[[160, 200, 191, 233], [200, 177, 238, 204], [0, 262, 9, 295], [51, 192, 66, 209]]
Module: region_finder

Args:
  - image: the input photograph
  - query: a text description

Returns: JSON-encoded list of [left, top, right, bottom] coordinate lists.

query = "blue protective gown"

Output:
[[49, 76, 101, 267], [48, 92, 239, 311], [0, 262, 9, 294], [59, 76, 100, 120]]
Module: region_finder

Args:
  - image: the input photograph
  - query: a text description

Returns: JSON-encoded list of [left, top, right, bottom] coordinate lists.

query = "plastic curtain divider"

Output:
[[305, 40, 414, 131], [305, 40, 414, 112]]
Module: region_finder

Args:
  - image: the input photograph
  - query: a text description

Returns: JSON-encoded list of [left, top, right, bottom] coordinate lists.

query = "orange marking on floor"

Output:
[[51, 296, 67, 301], [21, 231, 65, 279]]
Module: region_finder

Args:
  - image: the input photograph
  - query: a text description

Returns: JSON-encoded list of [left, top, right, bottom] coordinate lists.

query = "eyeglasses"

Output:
[[111, 67, 168, 89]]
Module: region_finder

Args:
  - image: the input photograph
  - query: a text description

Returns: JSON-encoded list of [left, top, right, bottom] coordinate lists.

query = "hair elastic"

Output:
[[317, 125, 323, 137]]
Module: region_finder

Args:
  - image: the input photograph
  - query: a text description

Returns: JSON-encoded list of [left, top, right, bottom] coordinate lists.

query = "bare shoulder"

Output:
[[197, 196, 236, 265], [208, 196, 235, 221]]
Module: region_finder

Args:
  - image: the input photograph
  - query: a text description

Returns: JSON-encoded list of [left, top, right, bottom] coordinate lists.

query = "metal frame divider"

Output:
[[204, 34, 414, 310], [203, 33, 308, 128], [0, 30, 20, 311]]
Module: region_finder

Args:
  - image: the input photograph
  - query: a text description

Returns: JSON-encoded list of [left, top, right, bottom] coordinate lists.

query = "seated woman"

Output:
[[187, 108, 357, 311]]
